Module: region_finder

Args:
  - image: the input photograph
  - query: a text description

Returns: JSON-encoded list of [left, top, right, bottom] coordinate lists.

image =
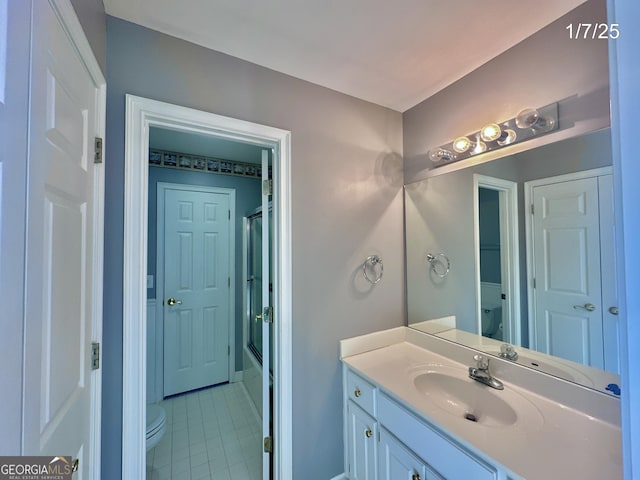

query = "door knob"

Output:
[[573, 303, 596, 312], [609, 306, 619, 315], [166, 297, 182, 306]]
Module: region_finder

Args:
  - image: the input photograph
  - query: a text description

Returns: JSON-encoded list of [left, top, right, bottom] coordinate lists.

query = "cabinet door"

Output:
[[378, 428, 428, 480], [347, 401, 377, 479]]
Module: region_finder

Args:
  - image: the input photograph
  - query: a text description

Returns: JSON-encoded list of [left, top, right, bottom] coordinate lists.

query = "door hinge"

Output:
[[228, 210, 231, 220], [263, 436, 273, 454], [228, 277, 231, 288], [533, 278, 536, 289], [91, 342, 100, 370], [228, 345, 231, 356], [530, 204, 534, 215], [262, 179, 273, 196], [94, 137, 103, 164], [262, 305, 274, 324]]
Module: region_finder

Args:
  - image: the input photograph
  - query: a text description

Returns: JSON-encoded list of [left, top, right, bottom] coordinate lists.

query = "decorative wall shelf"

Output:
[[149, 148, 267, 179]]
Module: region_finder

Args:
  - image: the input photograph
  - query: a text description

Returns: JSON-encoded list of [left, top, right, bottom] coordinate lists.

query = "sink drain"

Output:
[[464, 413, 478, 423]]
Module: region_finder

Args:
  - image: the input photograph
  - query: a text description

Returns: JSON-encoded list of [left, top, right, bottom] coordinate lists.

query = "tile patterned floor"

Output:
[[146, 382, 263, 480]]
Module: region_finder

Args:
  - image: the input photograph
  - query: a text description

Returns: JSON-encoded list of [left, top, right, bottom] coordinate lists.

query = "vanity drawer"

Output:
[[346, 369, 376, 415], [378, 393, 498, 480]]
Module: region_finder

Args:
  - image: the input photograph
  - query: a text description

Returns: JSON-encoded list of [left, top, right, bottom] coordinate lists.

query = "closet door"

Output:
[[21, 1, 105, 478], [598, 174, 619, 374]]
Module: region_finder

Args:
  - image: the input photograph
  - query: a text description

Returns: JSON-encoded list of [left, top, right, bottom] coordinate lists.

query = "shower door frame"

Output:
[[244, 204, 273, 369]]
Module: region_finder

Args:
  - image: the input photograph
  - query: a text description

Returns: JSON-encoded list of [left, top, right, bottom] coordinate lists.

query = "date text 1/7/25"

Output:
[[566, 23, 620, 39]]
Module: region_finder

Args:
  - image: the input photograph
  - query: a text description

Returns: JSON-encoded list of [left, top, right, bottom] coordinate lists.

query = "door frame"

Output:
[[156, 182, 237, 397], [122, 95, 292, 479], [524, 166, 613, 349], [473, 174, 520, 344]]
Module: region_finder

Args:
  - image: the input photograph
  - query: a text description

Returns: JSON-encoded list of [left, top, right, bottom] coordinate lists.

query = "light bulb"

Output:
[[480, 123, 502, 142], [429, 148, 454, 163], [471, 141, 487, 155], [497, 129, 517, 146], [515, 108, 540, 129], [453, 136, 471, 153]]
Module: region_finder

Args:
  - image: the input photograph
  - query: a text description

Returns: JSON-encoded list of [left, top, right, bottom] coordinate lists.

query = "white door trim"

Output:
[[473, 174, 520, 345], [156, 182, 237, 393], [39, 1, 105, 478], [524, 166, 613, 348], [123, 95, 292, 479]]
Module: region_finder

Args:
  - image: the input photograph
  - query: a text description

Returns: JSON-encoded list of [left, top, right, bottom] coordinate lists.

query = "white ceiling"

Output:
[[104, 0, 586, 112]]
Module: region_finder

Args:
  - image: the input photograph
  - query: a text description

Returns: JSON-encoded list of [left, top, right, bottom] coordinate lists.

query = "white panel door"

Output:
[[163, 187, 231, 397], [531, 177, 604, 368], [598, 174, 619, 374], [22, 0, 102, 476]]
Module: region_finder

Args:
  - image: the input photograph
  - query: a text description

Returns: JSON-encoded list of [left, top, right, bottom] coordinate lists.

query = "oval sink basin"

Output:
[[414, 372, 517, 427], [411, 366, 543, 431]]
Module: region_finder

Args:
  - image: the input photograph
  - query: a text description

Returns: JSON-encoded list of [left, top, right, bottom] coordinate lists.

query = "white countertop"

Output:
[[342, 338, 622, 479]]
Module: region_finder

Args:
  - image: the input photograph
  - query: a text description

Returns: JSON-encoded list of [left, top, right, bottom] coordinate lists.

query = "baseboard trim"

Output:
[[330, 474, 347, 480], [232, 371, 244, 383]]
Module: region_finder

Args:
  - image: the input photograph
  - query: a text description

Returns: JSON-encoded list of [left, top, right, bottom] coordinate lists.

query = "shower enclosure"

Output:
[[245, 206, 274, 372]]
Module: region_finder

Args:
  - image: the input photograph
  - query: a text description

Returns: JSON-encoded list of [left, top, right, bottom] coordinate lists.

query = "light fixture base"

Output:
[[429, 102, 558, 168]]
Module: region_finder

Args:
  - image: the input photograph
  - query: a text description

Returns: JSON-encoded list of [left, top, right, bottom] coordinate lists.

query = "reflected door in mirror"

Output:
[[528, 172, 618, 373]]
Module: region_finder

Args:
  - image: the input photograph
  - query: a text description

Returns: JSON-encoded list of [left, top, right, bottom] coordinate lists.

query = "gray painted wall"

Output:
[[69, 0, 106, 74], [103, 16, 404, 479], [406, 129, 612, 344], [403, 0, 610, 183], [0, 0, 31, 456], [147, 165, 262, 369]]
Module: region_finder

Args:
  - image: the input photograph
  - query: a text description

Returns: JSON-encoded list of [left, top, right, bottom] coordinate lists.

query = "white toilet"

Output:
[[481, 304, 502, 338], [146, 404, 167, 451]]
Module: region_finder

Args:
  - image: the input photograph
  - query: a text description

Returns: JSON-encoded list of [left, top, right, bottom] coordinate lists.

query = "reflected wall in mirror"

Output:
[[405, 128, 619, 393]]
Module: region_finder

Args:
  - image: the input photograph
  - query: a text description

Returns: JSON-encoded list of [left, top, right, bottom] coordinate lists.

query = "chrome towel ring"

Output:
[[426, 253, 450, 278], [363, 255, 384, 284]]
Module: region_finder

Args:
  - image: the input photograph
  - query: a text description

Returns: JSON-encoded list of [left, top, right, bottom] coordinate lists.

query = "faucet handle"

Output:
[[473, 354, 490, 370], [500, 343, 519, 360]]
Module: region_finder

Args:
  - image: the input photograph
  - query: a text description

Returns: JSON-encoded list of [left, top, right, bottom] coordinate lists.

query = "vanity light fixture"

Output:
[[427, 103, 558, 167]]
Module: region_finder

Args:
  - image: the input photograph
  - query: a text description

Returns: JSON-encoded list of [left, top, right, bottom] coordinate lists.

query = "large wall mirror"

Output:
[[405, 128, 620, 394]]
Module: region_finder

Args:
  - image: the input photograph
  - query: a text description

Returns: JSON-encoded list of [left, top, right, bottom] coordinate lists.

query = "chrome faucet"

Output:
[[469, 354, 504, 390]]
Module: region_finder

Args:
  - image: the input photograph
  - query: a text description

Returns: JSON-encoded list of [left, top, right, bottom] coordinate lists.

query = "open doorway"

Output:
[[122, 96, 292, 479], [473, 174, 521, 345], [145, 128, 267, 478]]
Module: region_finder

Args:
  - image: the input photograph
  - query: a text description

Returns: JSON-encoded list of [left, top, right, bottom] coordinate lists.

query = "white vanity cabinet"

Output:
[[345, 369, 378, 479], [346, 401, 377, 479], [343, 366, 508, 480], [378, 428, 442, 480]]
